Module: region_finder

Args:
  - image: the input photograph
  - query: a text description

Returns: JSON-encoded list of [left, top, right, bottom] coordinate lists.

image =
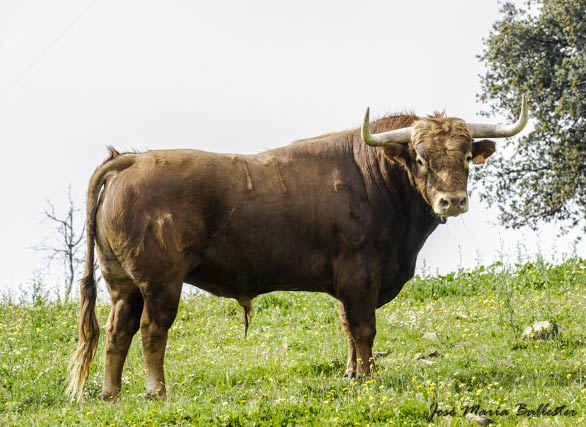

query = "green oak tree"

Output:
[[476, 0, 586, 233]]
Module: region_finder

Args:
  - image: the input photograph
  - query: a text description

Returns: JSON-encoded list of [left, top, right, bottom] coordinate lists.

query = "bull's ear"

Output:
[[382, 143, 408, 164], [472, 139, 496, 165]]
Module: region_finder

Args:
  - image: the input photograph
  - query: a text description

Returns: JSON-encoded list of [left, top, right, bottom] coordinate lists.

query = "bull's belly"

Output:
[[184, 241, 334, 299], [184, 272, 332, 299]]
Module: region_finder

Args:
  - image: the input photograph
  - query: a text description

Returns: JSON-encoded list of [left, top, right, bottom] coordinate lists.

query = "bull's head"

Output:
[[361, 96, 528, 222]]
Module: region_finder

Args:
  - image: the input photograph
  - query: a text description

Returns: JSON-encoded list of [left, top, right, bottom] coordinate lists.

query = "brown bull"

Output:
[[68, 97, 528, 401]]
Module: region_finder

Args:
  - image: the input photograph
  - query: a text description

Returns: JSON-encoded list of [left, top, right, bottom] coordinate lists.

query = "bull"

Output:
[[68, 97, 528, 401]]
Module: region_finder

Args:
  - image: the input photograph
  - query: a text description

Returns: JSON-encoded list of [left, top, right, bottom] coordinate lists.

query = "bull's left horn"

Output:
[[361, 107, 412, 146], [467, 94, 529, 138]]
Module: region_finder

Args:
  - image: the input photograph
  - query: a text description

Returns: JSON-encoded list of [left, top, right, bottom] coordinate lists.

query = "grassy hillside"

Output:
[[1, 257, 585, 426]]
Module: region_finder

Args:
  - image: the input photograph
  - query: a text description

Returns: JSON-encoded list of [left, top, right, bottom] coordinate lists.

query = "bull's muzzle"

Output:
[[434, 191, 469, 218]]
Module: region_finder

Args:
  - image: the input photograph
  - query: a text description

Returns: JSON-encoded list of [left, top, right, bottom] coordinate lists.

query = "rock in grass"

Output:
[[521, 321, 559, 340], [413, 353, 434, 365], [422, 331, 438, 340], [414, 351, 440, 360], [414, 351, 439, 365], [465, 413, 495, 426]]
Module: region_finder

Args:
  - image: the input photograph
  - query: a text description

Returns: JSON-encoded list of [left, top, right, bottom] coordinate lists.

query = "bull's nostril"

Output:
[[439, 199, 449, 209], [459, 198, 467, 208]]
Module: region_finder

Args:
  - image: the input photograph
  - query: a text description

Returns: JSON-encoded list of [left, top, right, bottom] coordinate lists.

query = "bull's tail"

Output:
[[67, 147, 135, 402]]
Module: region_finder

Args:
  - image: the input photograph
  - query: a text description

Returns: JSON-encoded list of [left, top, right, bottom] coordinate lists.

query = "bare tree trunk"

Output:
[[34, 185, 85, 301]]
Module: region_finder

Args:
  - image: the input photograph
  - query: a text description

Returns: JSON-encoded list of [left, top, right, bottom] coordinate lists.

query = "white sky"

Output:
[[0, 0, 583, 294]]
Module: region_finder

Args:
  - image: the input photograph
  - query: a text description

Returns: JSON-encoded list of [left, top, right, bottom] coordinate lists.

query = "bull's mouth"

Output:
[[435, 210, 465, 224], [432, 191, 469, 222]]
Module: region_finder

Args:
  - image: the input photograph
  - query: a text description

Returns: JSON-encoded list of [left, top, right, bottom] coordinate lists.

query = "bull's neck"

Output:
[[351, 137, 440, 251]]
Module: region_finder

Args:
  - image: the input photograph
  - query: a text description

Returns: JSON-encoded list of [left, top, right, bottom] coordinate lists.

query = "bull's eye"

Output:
[[416, 158, 425, 167], [466, 154, 473, 163]]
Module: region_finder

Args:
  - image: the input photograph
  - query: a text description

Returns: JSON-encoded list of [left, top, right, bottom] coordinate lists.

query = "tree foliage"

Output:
[[476, 0, 586, 232]]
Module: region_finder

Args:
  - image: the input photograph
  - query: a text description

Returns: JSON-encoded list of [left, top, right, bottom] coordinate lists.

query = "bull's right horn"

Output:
[[361, 107, 413, 146], [467, 94, 529, 138]]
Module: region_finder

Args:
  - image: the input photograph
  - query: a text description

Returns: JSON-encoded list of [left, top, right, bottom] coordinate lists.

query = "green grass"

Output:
[[1, 257, 585, 426]]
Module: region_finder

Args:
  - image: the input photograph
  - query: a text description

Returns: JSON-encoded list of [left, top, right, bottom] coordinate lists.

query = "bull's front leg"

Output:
[[338, 302, 357, 377], [342, 302, 376, 375], [335, 254, 379, 377]]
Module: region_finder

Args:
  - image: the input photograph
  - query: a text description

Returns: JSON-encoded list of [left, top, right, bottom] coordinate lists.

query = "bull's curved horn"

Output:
[[467, 94, 528, 138], [361, 107, 412, 146]]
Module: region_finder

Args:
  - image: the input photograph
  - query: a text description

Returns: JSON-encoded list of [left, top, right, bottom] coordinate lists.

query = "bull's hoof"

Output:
[[144, 391, 159, 400], [144, 391, 166, 401], [349, 370, 372, 381], [343, 369, 356, 379], [99, 392, 118, 403]]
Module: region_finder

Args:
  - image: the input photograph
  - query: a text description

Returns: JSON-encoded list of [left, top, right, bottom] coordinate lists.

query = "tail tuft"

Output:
[[66, 272, 100, 402]]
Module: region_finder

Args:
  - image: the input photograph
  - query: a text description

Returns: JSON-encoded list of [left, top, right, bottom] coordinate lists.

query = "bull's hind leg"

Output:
[[138, 279, 183, 400], [101, 281, 144, 401]]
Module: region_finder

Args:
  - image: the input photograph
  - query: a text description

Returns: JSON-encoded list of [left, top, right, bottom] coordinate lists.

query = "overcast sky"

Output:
[[0, 0, 583, 294]]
